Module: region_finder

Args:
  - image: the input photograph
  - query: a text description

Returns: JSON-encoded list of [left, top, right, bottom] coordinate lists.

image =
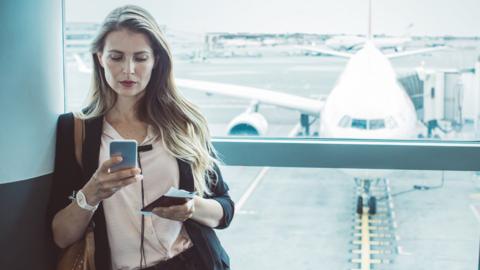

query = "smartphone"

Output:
[[109, 140, 138, 172]]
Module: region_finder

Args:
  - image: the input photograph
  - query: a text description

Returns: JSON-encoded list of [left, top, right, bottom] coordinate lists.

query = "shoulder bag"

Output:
[[56, 115, 96, 270]]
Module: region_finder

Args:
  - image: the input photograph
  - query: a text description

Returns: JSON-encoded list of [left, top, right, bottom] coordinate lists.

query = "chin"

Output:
[[122, 89, 147, 98], [115, 87, 141, 96]]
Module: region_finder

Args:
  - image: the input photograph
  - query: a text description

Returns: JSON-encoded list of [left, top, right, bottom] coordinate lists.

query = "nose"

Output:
[[122, 58, 135, 74]]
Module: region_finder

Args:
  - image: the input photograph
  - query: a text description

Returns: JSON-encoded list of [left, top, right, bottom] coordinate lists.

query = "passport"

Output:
[[141, 187, 196, 214]]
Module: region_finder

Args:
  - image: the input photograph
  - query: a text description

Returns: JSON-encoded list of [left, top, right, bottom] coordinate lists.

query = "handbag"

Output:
[[56, 115, 96, 270]]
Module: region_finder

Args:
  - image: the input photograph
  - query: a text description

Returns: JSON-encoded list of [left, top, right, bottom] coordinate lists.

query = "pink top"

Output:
[[100, 120, 192, 270]]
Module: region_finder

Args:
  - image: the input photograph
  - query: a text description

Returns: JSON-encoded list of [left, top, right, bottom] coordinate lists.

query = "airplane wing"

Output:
[[176, 78, 325, 115], [296, 45, 354, 59], [72, 53, 325, 115], [386, 46, 450, 59]]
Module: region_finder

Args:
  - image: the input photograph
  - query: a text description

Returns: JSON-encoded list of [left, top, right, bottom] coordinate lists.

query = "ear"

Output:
[[96, 52, 104, 68]]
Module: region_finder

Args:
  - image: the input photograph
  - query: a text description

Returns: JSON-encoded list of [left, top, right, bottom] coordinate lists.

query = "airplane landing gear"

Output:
[[355, 178, 380, 215], [356, 196, 363, 215], [368, 196, 377, 215]]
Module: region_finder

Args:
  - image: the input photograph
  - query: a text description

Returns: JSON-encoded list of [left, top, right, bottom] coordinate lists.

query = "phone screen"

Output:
[[109, 140, 138, 172]]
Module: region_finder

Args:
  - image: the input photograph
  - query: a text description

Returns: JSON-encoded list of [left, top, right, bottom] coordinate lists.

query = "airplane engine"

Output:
[[226, 112, 268, 136]]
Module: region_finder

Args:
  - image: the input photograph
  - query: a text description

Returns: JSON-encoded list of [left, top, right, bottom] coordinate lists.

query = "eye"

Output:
[[135, 55, 149, 62], [108, 54, 123, 61]]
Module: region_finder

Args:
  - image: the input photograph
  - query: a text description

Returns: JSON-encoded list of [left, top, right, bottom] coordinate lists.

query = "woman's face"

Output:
[[97, 29, 156, 98]]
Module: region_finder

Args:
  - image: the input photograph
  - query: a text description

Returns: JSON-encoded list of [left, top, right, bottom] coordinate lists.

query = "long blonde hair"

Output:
[[80, 5, 218, 195]]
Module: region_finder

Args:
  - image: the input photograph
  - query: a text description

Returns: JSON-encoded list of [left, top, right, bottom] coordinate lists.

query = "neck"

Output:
[[107, 96, 142, 124]]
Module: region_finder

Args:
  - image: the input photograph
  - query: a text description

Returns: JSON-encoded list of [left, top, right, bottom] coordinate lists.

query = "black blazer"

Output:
[[47, 113, 234, 270]]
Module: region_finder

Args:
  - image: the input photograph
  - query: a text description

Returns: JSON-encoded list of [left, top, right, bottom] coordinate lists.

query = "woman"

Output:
[[48, 5, 234, 270]]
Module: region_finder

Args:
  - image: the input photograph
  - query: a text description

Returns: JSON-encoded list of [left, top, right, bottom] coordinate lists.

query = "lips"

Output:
[[120, 80, 136, 87]]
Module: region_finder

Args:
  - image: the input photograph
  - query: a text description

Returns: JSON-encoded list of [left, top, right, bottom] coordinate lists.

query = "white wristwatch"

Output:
[[75, 190, 98, 212]]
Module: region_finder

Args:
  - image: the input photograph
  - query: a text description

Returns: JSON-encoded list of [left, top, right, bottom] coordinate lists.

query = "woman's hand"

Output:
[[152, 198, 196, 222], [81, 156, 142, 206]]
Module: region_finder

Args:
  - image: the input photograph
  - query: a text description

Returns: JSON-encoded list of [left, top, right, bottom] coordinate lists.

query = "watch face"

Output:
[[77, 191, 86, 207]]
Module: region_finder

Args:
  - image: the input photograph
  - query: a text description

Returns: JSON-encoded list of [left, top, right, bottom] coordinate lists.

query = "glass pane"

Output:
[[218, 166, 480, 269], [62, 3, 480, 269], [64, 1, 480, 141]]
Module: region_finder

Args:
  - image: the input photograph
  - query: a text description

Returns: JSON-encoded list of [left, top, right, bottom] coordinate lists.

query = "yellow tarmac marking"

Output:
[[360, 207, 371, 270], [352, 179, 396, 269]]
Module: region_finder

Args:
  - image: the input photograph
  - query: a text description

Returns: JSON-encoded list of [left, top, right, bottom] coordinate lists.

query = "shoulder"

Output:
[[54, 113, 76, 153], [57, 112, 74, 126], [55, 112, 74, 132], [55, 112, 77, 139]]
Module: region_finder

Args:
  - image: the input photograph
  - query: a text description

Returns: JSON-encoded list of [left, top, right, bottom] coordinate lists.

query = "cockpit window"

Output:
[[369, 119, 385, 130], [338, 115, 352, 128], [385, 116, 398, 129], [343, 117, 396, 130], [351, 119, 367, 129]]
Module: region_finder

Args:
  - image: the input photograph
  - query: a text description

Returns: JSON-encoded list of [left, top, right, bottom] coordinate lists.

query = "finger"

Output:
[[104, 168, 141, 183], [113, 168, 141, 179], [102, 175, 142, 191], [184, 212, 193, 221], [169, 201, 192, 212], [152, 207, 166, 217], [100, 156, 123, 173], [170, 207, 191, 220]]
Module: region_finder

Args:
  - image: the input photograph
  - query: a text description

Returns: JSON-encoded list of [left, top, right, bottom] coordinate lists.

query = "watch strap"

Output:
[[76, 190, 98, 212]]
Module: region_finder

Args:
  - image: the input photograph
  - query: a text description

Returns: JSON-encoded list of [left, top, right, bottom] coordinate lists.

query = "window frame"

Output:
[[212, 137, 480, 171]]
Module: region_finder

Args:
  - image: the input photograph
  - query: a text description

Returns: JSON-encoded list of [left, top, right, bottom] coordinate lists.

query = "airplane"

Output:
[[70, 3, 448, 216]]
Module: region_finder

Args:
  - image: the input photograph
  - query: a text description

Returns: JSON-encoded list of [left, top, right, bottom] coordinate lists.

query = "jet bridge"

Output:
[[399, 59, 480, 138], [398, 72, 424, 119]]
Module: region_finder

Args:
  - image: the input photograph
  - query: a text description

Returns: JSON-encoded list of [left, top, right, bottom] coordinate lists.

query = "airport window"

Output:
[[63, 2, 480, 142], [215, 166, 479, 270], [63, 1, 480, 269]]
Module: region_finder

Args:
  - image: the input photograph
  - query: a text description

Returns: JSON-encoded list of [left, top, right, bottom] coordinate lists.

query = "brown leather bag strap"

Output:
[[73, 114, 85, 169], [74, 115, 96, 269]]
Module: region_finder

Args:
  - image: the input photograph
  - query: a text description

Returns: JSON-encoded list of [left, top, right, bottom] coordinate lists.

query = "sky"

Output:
[[66, 0, 480, 36]]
